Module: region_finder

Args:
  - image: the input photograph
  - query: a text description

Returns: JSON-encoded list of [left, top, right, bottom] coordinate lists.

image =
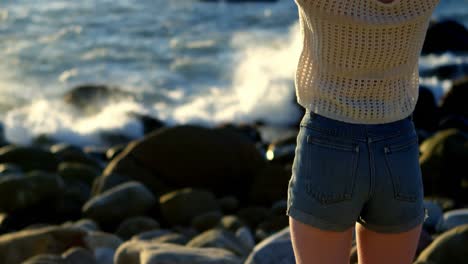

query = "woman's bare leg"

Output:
[[355, 222, 423, 264], [289, 217, 354, 264]]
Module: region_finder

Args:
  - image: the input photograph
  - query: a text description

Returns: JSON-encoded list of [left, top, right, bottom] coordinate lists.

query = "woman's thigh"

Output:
[[289, 216, 354, 264]]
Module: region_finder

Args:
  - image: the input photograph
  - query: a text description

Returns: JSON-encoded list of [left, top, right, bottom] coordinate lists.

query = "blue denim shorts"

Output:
[[286, 110, 428, 233]]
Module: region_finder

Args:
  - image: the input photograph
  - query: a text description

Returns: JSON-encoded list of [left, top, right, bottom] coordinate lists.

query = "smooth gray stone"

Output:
[[244, 226, 295, 264], [437, 208, 468, 232]]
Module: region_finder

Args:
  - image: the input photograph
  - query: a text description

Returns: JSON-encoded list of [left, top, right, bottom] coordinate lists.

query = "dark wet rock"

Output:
[[141, 245, 243, 264], [58, 162, 100, 186], [218, 215, 245, 233], [32, 134, 60, 148], [82, 181, 156, 226], [62, 247, 97, 264], [270, 200, 288, 216], [115, 240, 242, 264], [130, 229, 173, 241], [115, 216, 160, 240], [151, 233, 190, 245], [248, 163, 290, 206], [420, 128, 468, 204], [102, 125, 266, 203], [191, 210, 223, 232], [106, 144, 127, 161], [83, 146, 111, 162], [127, 112, 166, 135], [215, 122, 262, 143], [422, 19, 468, 55], [218, 195, 240, 214], [186, 228, 250, 257], [91, 172, 133, 197], [0, 145, 59, 172], [23, 254, 66, 264], [257, 215, 289, 235], [437, 208, 468, 232], [416, 224, 468, 264], [265, 134, 297, 165], [423, 200, 443, 232], [63, 84, 134, 111], [159, 188, 220, 226], [0, 163, 22, 175], [0, 171, 64, 213], [60, 176, 92, 218], [0, 226, 86, 263], [235, 226, 256, 252], [62, 218, 99, 232], [244, 226, 295, 264], [237, 206, 270, 230], [50, 143, 102, 169], [413, 86, 440, 134], [438, 76, 468, 131], [83, 231, 123, 252]]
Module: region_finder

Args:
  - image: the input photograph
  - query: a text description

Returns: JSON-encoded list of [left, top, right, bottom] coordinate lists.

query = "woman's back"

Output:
[[293, 0, 440, 124]]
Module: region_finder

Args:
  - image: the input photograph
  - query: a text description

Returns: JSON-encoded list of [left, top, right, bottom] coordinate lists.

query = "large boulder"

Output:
[[422, 19, 468, 55], [419, 128, 468, 204], [244, 226, 295, 264], [438, 76, 468, 131], [159, 188, 220, 226], [102, 125, 266, 204], [115, 240, 241, 264], [0, 171, 64, 213], [0, 226, 86, 263], [416, 224, 468, 264], [0, 145, 59, 172], [140, 245, 242, 264], [82, 181, 156, 226]]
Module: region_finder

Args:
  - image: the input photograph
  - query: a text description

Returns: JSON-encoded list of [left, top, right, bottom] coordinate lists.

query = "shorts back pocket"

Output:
[[303, 129, 360, 205]]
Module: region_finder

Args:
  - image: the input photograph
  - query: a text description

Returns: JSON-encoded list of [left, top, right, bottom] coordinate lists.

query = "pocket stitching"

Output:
[[383, 142, 419, 202], [305, 144, 360, 204]]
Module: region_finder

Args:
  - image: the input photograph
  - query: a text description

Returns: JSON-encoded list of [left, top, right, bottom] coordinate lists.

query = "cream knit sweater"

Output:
[[294, 0, 440, 124]]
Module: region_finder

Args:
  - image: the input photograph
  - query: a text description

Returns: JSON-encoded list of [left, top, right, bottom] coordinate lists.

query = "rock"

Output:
[[416, 228, 434, 258], [115, 216, 160, 240], [0, 171, 64, 212], [62, 247, 97, 264], [0, 145, 59, 172], [131, 229, 173, 241], [235, 226, 256, 251], [237, 206, 270, 230], [436, 208, 468, 232], [419, 128, 468, 204], [218, 195, 239, 214], [0, 226, 86, 263], [127, 112, 166, 135], [257, 215, 289, 234], [147, 233, 189, 245], [63, 84, 134, 111], [102, 125, 266, 202], [422, 19, 468, 55], [60, 177, 91, 218], [91, 172, 133, 196], [58, 162, 100, 186], [83, 230, 122, 263], [0, 163, 22, 175], [159, 188, 220, 226], [106, 144, 127, 161], [140, 245, 243, 264], [270, 200, 288, 216], [186, 228, 250, 256], [191, 211, 223, 232], [215, 122, 262, 143], [218, 215, 245, 232], [50, 143, 102, 169], [265, 134, 297, 164], [438, 76, 468, 131], [82, 181, 156, 226], [23, 254, 65, 264], [413, 86, 440, 133], [63, 218, 99, 232], [416, 224, 468, 264], [423, 200, 444, 232], [115, 240, 241, 264], [244, 226, 295, 264], [248, 163, 291, 206]]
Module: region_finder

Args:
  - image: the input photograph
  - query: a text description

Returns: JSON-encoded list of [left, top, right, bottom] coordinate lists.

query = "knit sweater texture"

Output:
[[294, 0, 440, 124]]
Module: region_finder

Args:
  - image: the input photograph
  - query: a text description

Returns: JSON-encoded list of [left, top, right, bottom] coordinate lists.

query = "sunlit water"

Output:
[[0, 0, 467, 147]]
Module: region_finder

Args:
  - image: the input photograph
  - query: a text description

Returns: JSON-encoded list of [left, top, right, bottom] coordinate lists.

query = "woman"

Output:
[[286, 0, 440, 263]]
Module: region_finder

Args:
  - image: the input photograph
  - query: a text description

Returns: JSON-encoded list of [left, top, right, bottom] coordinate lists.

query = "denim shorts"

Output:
[[286, 110, 428, 233]]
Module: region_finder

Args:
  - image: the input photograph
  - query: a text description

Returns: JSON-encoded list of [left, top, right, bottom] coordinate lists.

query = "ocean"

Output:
[[0, 0, 467, 147]]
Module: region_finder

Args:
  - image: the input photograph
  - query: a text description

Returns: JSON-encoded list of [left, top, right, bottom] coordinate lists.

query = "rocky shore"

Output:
[[0, 18, 467, 264]]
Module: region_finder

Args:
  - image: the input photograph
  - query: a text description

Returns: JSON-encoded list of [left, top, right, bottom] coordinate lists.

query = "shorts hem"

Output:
[[356, 208, 426, 234], [286, 206, 354, 232]]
